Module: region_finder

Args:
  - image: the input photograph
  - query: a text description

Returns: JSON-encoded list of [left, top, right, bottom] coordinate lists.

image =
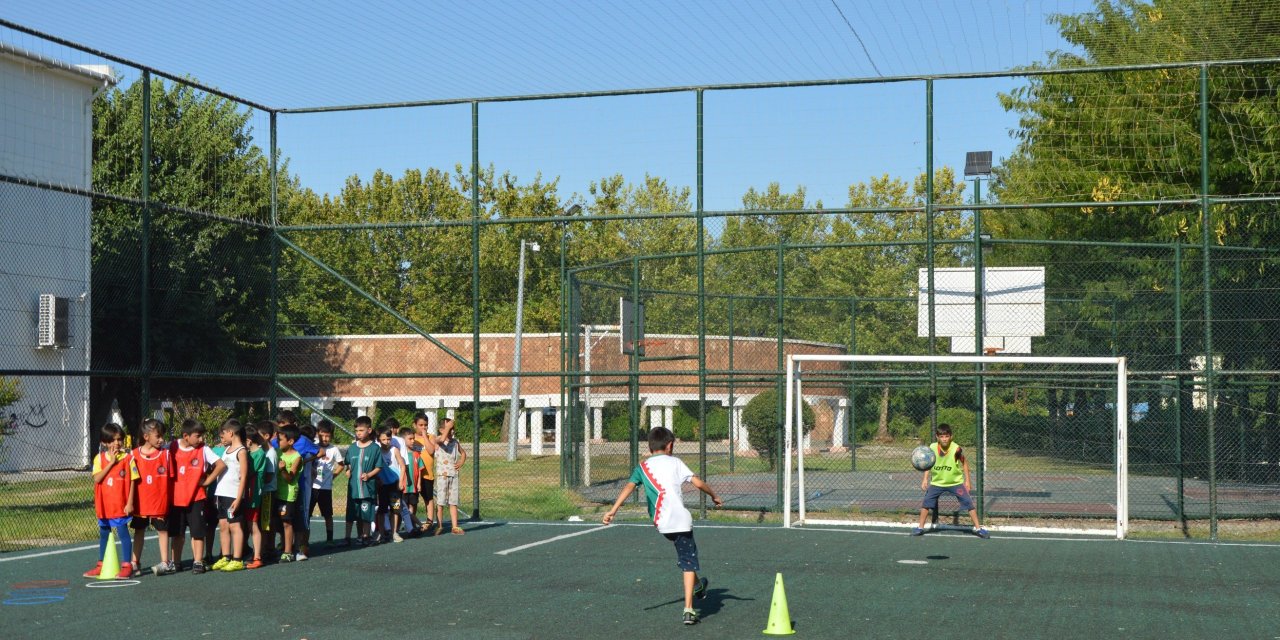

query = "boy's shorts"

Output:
[[922, 484, 975, 512], [434, 475, 459, 507], [276, 498, 298, 522], [245, 506, 260, 524], [217, 496, 245, 524], [419, 477, 434, 502], [347, 498, 376, 523], [98, 516, 130, 529], [130, 515, 168, 531], [310, 488, 333, 518], [165, 502, 207, 538], [377, 483, 403, 511], [662, 531, 701, 572]]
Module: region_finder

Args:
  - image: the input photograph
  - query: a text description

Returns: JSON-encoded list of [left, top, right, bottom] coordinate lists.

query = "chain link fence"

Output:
[[4, 28, 1280, 551]]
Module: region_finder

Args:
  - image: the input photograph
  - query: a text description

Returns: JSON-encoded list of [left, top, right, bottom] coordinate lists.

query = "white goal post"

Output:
[[784, 354, 1129, 539]]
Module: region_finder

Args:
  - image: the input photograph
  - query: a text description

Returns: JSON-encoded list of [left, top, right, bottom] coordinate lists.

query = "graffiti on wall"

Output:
[[3, 403, 49, 434]]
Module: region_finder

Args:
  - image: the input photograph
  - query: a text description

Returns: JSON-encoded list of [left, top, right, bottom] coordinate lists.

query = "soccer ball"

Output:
[[910, 445, 936, 471]]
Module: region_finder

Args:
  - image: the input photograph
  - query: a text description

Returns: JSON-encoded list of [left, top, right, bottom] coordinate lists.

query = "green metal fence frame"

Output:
[[7, 17, 1280, 538]]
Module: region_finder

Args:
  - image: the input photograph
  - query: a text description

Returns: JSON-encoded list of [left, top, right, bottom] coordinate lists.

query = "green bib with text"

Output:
[[929, 442, 964, 487]]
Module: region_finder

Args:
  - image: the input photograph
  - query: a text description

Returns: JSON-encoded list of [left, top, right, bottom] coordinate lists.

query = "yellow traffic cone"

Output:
[[98, 530, 120, 580], [762, 572, 795, 635]]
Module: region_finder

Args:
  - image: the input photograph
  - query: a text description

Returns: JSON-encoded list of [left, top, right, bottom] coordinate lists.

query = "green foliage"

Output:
[[0, 377, 21, 410], [90, 78, 281, 427], [169, 398, 235, 442], [452, 404, 506, 443], [886, 414, 920, 441], [0, 377, 22, 453], [601, 402, 638, 442], [671, 401, 730, 441], [935, 406, 977, 446], [741, 389, 814, 468]]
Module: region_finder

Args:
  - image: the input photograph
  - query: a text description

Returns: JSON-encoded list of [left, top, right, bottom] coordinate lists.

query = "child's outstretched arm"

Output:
[[689, 476, 723, 507], [602, 483, 637, 524]]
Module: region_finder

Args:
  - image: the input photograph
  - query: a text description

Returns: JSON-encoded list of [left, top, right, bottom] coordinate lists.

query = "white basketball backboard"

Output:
[[918, 266, 1045, 339]]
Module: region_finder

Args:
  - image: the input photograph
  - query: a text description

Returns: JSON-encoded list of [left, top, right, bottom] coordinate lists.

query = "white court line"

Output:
[[494, 524, 612, 555], [508, 520, 1280, 548], [0, 515, 377, 564], [0, 535, 158, 563]]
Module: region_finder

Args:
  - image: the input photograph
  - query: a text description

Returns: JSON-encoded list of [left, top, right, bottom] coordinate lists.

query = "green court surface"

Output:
[[3, 521, 1279, 639]]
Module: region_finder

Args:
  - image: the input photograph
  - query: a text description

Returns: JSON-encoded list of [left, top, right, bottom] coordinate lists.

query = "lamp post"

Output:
[[965, 150, 994, 520], [507, 239, 540, 462]]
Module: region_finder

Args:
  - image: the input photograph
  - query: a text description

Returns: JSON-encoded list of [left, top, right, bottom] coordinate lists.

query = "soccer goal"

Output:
[[784, 354, 1129, 539]]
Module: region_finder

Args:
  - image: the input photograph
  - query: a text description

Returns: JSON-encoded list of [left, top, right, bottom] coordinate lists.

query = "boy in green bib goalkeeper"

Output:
[[912, 423, 990, 539], [603, 427, 723, 626]]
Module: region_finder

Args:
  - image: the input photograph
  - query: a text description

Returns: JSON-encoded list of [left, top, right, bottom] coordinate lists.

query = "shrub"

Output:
[[170, 398, 234, 442], [742, 389, 814, 469], [936, 406, 977, 445], [672, 401, 730, 440]]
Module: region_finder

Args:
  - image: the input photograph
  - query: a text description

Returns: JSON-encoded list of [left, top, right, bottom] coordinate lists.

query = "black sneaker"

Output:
[[910, 527, 925, 536], [682, 609, 699, 625], [191, 562, 207, 575], [694, 577, 709, 600]]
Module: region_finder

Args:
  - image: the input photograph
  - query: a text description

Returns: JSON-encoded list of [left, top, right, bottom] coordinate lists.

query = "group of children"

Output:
[[90, 406, 982, 627], [87, 410, 467, 578]]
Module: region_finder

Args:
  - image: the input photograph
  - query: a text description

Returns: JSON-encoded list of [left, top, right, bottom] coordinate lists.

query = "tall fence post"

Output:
[[775, 234, 785, 512], [139, 70, 152, 423], [1199, 64, 1216, 539], [696, 88, 709, 517], [471, 100, 482, 521], [269, 111, 279, 413], [925, 79, 937, 438]]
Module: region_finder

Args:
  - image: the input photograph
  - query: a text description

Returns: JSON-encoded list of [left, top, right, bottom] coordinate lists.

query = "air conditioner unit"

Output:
[[38, 294, 70, 349]]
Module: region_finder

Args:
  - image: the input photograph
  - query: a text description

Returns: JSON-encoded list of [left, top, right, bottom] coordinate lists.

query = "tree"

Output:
[[742, 388, 814, 469], [812, 169, 968, 441], [91, 78, 277, 429], [993, 0, 1280, 472]]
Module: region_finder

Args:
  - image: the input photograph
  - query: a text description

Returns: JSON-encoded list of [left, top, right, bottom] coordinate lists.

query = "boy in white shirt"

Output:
[[603, 427, 723, 626], [310, 420, 346, 545]]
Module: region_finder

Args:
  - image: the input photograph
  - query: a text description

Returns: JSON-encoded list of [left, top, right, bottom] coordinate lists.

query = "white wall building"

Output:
[[0, 45, 114, 471]]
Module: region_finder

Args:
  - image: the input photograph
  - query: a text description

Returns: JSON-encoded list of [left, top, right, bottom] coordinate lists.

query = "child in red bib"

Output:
[[167, 419, 220, 574], [85, 423, 138, 579], [131, 419, 174, 575]]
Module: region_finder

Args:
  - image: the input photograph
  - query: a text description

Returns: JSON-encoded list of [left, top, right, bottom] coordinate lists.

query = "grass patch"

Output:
[[0, 477, 97, 552], [479, 485, 583, 521]]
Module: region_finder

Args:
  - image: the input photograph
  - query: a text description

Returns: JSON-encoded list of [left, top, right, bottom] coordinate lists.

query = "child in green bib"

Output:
[[912, 423, 989, 538]]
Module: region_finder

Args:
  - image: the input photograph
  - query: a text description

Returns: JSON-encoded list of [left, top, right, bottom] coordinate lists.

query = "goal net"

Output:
[[784, 354, 1129, 539]]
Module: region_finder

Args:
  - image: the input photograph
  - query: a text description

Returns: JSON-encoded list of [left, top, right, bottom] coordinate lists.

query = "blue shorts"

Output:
[[662, 531, 700, 572], [922, 484, 975, 512], [98, 517, 130, 529]]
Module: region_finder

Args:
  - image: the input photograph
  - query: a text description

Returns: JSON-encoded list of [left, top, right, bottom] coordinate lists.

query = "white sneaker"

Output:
[[392, 533, 404, 543], [295, 550, 308, 562]]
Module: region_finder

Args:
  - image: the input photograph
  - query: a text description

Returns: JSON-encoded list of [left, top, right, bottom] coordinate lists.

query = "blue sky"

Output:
[[3, 1, 1085, 209]]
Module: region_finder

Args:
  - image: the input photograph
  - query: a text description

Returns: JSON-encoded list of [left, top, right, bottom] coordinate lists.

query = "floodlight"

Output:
[[964, 151, 993, 176]]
